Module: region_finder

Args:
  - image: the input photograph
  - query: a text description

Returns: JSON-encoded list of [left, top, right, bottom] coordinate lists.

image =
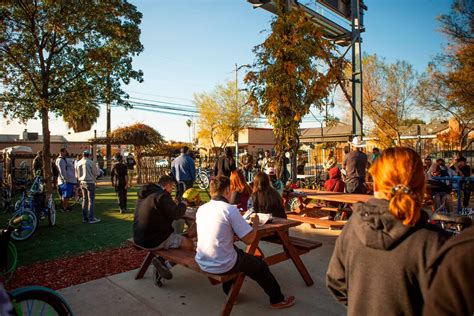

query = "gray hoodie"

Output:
[[326, 198, 448, 316]]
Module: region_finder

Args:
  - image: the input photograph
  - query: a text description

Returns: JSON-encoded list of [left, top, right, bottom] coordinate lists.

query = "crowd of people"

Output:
[[130, 144, 473, 314]]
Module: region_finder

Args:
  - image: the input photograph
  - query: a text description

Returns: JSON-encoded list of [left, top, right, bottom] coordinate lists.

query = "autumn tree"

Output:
[[341, 54, 422, 146], [1, 1, 143, 193], [418, 0, 473, 150], [245, 0, 343, 181], [195, 80, 257, 154]]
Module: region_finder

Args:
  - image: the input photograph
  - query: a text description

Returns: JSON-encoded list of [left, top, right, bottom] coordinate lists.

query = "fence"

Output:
[[138, 157, 170, 184]]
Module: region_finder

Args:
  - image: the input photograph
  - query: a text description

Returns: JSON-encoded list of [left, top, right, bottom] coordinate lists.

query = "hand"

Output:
[[251, 213, 259, 229]]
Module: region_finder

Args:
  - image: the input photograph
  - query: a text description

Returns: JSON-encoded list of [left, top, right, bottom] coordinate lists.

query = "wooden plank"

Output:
[[287, 214, 346, 228], [266, 236, 323, 251], [277, 230, 314, 286]]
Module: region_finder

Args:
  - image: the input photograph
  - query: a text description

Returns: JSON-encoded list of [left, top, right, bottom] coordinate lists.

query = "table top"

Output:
[[293, 189, 372, 204], [184, 207, 300, 232]]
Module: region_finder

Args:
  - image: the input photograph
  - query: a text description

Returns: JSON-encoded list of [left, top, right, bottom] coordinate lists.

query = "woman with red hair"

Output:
[[229, 170, 252, 211], [326, 147, 447, 315]]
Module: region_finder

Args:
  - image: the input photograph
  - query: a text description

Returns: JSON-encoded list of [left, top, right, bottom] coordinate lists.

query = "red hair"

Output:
[[230, 170, 252, 195], [369, 147, 425, 226]]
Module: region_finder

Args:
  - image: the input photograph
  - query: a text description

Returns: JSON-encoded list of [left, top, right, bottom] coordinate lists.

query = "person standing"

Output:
[[239, 149, 254, 182], [261, 150, 274, 172], [171, 146, 196, 200], [342, 137, 368, 194], [126, 153, 136, 187], [56, 148, 74, 212], [32, 151, 43, 176], [323, 150, 337, 171], [255, 152, 264, 171], [111, 154, 129, 214], [195, 175, 295, 309], [452, 156, 471, 207], [213, 147, 236, 178], [75, 150, 100, 224]]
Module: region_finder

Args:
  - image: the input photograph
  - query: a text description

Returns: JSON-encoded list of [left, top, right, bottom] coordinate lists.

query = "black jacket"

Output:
[[423, 226, 474, 316], [326, 198, 447, 316], [213, 156, 236, 177], [133, 183, 186, 249]]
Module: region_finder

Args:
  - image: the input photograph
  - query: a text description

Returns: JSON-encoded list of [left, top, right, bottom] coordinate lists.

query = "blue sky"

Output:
[[0, 0, 452, 141]]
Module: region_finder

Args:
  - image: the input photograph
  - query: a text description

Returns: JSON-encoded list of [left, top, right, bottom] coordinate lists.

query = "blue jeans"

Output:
[[81, 182, 96, 220]]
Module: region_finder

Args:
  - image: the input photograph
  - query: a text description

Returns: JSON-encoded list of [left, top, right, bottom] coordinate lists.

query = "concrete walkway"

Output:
[[59, 225, 345, 315]]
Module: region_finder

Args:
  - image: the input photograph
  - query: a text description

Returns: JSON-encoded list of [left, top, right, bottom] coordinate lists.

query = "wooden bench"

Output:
[[265, 236, 322, 252], [128, 239, 241, 315], [287, 214, 346, 229]]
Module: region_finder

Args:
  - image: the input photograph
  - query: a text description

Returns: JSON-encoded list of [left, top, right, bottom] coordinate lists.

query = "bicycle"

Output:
[[0, 215, 73, 315], [195, 167, 211, 190], [10, 176, 56, 241]]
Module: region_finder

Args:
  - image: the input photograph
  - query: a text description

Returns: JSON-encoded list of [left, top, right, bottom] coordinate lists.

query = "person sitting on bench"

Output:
[[133, 175, 194, 281], [195, 175, 295, 309]]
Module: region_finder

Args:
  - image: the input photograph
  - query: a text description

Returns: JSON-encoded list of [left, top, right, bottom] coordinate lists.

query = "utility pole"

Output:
[[105, 73, 111, 175], [351, 0, 363, 139]]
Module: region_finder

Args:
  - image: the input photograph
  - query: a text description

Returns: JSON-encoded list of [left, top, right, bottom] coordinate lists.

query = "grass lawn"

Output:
[[1, 185, 211, 267]]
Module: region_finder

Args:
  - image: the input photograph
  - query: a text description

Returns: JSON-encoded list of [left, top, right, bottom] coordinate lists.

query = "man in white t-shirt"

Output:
[[195, 176, 295, 309]]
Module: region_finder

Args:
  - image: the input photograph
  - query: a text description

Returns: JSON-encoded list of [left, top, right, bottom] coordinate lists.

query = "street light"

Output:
[[186, 119, 192, 145], [234, 63, 252, 163]]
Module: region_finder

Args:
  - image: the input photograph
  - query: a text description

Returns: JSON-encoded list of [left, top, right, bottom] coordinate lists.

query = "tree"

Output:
[[1, 1, 144, 193], [195, 80, 257, 154], [245, 0, 343, 181], [344, 54, 421, 146], [108, 123, 164, 184], [418, 0, 473, 150]]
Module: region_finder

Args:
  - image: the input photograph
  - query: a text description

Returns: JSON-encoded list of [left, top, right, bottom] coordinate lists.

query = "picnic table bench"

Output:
[[127, 217, 322, 315]]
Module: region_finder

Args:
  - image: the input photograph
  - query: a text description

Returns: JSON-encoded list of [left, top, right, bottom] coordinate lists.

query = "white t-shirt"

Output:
[[195, 199, 253, 274]]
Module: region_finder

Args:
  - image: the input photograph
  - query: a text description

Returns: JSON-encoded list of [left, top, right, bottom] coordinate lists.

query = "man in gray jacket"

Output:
[[75, 150, 100, 224]]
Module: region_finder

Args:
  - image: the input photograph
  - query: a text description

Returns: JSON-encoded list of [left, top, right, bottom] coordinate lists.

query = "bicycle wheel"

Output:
[[47, 195, 56, 227], [1, 241, 17, 282], [10, 210, 38, 241], [197, 172, 209, 190], [10, 286, 73, 316]]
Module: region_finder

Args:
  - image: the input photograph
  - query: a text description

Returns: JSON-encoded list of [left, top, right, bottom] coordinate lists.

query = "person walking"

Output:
[[342, 137, 368, 194], [195, 175, 295, 309], [326, 147, 447, 315], [239, 149, 254, 182], [171, 146, 196, 200], [75, 150, 100, 224], [111, 153, 129, 213], [56, 148, 74, 212]]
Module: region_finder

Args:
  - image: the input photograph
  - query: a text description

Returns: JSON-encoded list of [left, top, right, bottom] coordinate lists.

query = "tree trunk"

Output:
[[40, 106, 53, 195], [291, 137, 299, 183]]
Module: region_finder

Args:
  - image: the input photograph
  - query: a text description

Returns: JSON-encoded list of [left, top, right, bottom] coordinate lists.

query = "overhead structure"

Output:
[[247, 0, 367, 139]]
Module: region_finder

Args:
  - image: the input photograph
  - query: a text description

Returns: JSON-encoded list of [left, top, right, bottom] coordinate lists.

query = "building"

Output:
[[0, 129, 92, 155]]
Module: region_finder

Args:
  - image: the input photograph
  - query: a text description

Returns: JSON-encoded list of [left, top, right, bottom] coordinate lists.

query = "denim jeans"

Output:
[[81, 182, 96, 221]]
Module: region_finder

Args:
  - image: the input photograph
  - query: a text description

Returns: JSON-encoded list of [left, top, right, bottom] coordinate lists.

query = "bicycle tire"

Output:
[[197, 172, 209, 190], [10, 210, 38, 241], [10, 285, 73, 316], [48, 195, 56, 227]]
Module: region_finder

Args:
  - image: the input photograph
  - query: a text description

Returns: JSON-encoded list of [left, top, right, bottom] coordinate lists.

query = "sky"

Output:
[[0, 0, 452, 142]]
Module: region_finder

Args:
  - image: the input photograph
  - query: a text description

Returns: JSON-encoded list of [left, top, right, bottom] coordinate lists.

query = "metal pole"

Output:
[[235, 63, 239, 164], [351, 0, 363, 139]]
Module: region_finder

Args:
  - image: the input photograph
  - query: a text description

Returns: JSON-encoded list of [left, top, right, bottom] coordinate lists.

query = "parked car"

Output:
[[155, 159, 170, 168]]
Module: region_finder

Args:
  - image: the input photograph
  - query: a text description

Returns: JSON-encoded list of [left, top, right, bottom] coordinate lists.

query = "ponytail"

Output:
[[370, 147, 425, 227]]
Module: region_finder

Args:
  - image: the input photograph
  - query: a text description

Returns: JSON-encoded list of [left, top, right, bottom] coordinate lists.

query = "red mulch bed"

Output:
[[5, 245, 146, 291]]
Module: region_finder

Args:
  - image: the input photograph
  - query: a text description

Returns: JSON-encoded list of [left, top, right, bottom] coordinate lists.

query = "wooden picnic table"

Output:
[[283, 189, 372, 229], [183, 208, 315, 286]]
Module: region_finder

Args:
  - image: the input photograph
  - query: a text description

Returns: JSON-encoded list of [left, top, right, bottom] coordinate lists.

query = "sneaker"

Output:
[[152, 257, 173, 280], [88, 218, 101, 224], [270, 296, 295, 309]]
